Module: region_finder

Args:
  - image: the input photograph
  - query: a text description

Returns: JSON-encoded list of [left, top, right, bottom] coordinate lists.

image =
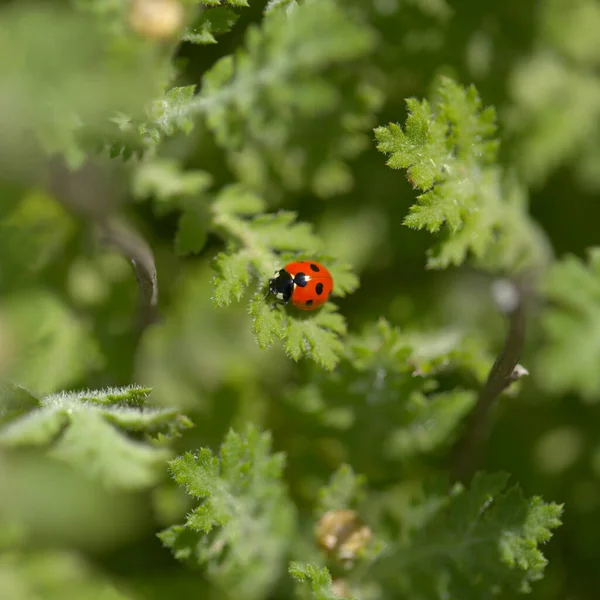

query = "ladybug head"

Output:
[[269, 269, 294, 303]]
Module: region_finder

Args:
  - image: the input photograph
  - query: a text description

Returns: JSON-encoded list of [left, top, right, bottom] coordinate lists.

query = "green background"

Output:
[[0, 0, 598, 598]]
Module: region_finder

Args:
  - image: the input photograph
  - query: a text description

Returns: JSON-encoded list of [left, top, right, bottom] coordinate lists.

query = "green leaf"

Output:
[[158, 425, 296, 600], [132, 159, 212, 203], [248, 295, 286, 350], [284, 319, 488, 462], [183, 7, 239, 44], [211, 184, 266, 216], [0, 4, 165, 170], [373, 472, 563, 597], [283, 304, 346, 371], [507, 0, 600, 188], [0, 381, 41, 425], [374, 102, 448, 191], [50, 410, 172, 490], [212, 249, 254, 307], [316, 464, 366, 515], [176, 0, 381, 196], [141, 85, 197, 144], [175, 208, 209, 256], [73, 386, 152, 406], [209, 184, 354, 369], [536, 247, 600, 399], [383, 389, 476, 459], [375, 77, 546, 272], [0, 387, 191, 490], [0, 192, 75, 289], [289, 562, 353, 600]]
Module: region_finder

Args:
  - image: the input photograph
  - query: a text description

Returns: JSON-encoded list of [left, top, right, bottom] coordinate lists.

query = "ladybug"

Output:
[[269, 261, 333, 310]]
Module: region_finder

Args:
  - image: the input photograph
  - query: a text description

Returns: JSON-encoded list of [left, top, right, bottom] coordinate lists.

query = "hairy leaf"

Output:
[[158, 425, 296, 600], [289, 562, 353, 600], [0, 386, 191, 490], [375, 77, 546, 271]]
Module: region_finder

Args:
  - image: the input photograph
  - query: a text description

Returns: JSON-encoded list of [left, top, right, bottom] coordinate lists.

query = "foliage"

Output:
[[0, 383, 191, 490], [374, 77, 548, 271], [373, 472, 563, 598], [507, 0, 600, 190], [535, 247, 600, 399], [0, 0, 596, 600], [289, 562, 354, 600], [158, 425, 295, 599]]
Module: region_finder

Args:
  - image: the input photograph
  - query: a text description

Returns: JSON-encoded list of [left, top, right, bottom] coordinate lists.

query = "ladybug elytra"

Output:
[[268, 261, 333, 310]]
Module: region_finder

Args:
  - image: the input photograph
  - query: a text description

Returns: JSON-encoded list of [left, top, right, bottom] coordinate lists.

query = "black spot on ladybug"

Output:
[[310, 263, 320, 272], [305, 299, 313, 307], [315, 282, 324, 295], [294, 272, 308, 287]]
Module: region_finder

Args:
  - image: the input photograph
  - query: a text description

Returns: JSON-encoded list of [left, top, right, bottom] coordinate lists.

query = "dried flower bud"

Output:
[[316, 508, 372, 564], [129, 0, 184, 40], [331, 578, 352, 598]]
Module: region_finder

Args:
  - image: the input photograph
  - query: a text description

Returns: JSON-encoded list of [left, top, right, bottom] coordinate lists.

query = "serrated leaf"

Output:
[[372, 472, 563, 597], [70, 386, 152, 406], [375, 76, 544, 272], [374, 101, 448, 190], [314, 261, 359, 297], [159, 425, 296, 600], [212, 250, 253, 306], [249, 294, 286, 350], [186, 0, 380, 196], [284, 305, 346, 370], [147, 85, 197, 140], [289, 562, 352, 600], [316, 464, 366, 515], [183, 7, 239, 44]]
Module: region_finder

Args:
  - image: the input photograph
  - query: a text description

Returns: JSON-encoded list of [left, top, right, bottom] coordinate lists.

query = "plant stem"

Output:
[[451, 276, 531, 483], [97, 217, 159, 332]]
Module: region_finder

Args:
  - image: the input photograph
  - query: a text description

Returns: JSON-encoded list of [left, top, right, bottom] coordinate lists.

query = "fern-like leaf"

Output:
[[158, 425, 296, 600], [375, 77, 547, 271]]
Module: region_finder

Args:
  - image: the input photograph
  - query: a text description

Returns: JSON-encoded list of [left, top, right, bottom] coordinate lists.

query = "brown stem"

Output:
[[46, 157, 160, 334], [451, 276, 532, 483], [96, 218, 160, 332]]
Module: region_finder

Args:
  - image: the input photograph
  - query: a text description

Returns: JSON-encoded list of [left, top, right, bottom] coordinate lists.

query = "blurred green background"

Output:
[[1, 0, 599, 598]]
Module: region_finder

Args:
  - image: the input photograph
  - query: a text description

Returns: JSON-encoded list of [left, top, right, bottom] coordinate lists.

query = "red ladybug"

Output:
[[269, 261, 333, 310]]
